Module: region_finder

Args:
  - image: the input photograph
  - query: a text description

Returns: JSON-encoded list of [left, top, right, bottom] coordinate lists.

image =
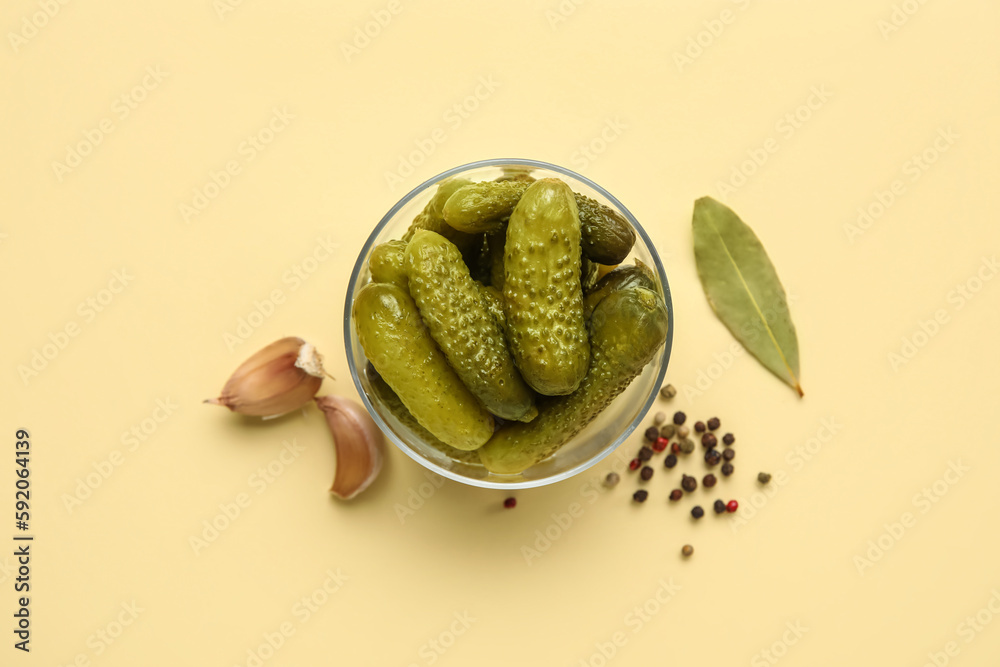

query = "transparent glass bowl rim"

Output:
[[344, 158, 674, 489]]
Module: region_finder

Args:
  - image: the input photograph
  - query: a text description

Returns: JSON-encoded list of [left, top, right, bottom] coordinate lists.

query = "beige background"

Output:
[[3, 0, 999, 664]]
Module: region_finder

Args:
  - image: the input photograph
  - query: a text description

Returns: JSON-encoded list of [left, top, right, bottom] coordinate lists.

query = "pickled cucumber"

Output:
[[478, 287, 670, 474], [574, 194, 636, 264], [405, 230, 536, 422], [504, 178, 590, 396], [368, 240, 409, 288], [442, 180, 528, 233], [404, 177, 478, 254], [477, 282, 506, 334], [440, 180, 635, 264], [365, 364, 481, 465], [353, 281, 493, 450], [582, 259, 657, 320]]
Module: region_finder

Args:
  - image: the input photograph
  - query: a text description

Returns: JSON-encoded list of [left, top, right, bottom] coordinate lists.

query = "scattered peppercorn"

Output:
[[703, 473, 717, 488], [669, 489, 683, 501], [604, 472, 620, 487], [654, 411, 667, 425], [670, 442, 681, 454], [677, 425, 690, 439], [691, 506, 705, 519], [681, 544, 694, 557], [504, 497, 517, 509], [680, 438, 696, 454], [672, 411, 686, 425], [660, 424, 676, 438], [640, 466, 654, 481], [713, 499, 727, 514], [722, 433, 735, 446], [664, 454, 678, 468], [653, 437, 669, 453], [629, 458, 641, 471], [681, 475, 697, 492], [705, 449, 721, 466], [644, 426, 659, 442], [757, 472, 772, 484], [694, 421, 706, 433], [707, 417, 721, 431], [660, 384, 677, 399], [633, 490, 649, 503], [721, 462, 734, 476], [722, 448, 735, 462], [638, 446, 653, 462], [701, 433, 718, 448], [726, 500, 738, 512]]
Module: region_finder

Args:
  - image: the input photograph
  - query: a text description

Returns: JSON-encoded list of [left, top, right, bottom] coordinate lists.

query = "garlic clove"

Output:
[[206, 337, 327, 418], [316, 395, 384, 500]]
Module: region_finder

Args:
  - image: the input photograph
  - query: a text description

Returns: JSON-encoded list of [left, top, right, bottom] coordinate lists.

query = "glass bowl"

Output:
[[344, 158, 673, 489]]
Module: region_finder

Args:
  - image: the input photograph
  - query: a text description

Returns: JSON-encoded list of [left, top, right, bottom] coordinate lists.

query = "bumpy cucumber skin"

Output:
[[365, 365, 482, 465], [405, 230, 536, 422], [574, 194, 636, 265], [439, 180, 636, 264], [583, 259, 657, 320], [479, 287, 670, 474], [477, 283, 506, 333], [369, 240, 409, 289], [504, 178, 590, 396], [353, 282, 493, 450], [443, 181, 530, 233], [474, 282, 540, 423], [404, 177, 477, 253]]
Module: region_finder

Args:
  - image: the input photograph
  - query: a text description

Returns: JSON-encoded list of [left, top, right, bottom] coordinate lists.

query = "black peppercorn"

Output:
[[644, 426, 659, 442], [713, 499, 727, 514], [721, 462, 734, 476], [694, 421, 706, 433], [672, 411, 686, 425], [638, 446, 653, 462], [722, 448, 735, 461], [722, 433, 735, 446], [681, 475, 697, 492], [707, 417, 720, 431], [705, 449, 721, 466], [701, 433, 717, 449], [669, 489, 683, 501], [691, 506, 704, 519], [640, 466, 654, 481], [633, 490, 648, 502], [703, 473, 717, 488], [664, 454, 678, 468]]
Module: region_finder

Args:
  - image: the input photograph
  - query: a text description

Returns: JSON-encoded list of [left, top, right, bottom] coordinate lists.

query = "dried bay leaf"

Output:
[[692, 197, 803, 397]]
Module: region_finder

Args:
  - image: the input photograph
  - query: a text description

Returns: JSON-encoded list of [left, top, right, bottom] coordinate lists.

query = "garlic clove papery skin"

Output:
[[206, 337, 326, 418], [316, 395, 384, 500]]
